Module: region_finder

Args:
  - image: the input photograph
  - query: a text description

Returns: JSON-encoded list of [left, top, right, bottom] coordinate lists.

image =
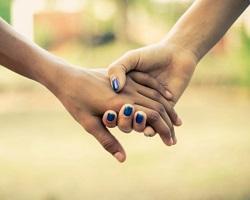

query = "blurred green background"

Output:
[[0, 0, 250, 199]]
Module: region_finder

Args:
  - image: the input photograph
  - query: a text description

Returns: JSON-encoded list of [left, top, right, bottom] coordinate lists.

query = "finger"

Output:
[[108, 50, 140, 92], [134, 105, 173, 146], [83, 117, 126, 162], [118, 104, 135, 133], [102, 110, 117, 128], [136, 85, 182, 126], [144, 126, 157, 137], [128, 71, 173, 100], [133, 111, 147, 133], [135, 93, 176, 142]]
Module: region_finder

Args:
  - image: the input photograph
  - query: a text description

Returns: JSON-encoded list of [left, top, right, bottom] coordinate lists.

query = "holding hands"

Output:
[[108, 42, 197, 108], [0, 17, 180, 163], [49, 64, 180, 162], [1, 0, 248, 162]]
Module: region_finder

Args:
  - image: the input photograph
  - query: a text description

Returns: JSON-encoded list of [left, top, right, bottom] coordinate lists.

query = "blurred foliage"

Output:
[[0, 0, 12, 23], [10, 0, 250, 88], [80, 2, 116, 45], [50, 40, 139, 67], [128, 0, 190, 27], [34, 23, 55, 49], [239, 25, 250, 86]]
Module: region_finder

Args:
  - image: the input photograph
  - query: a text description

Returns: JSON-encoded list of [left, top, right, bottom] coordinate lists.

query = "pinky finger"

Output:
[[102, 110, 117, 128], [144, 126, 157, 137]]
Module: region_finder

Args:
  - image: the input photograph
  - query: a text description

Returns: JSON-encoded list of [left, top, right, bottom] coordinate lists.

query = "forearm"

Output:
[[164, 0, 249, 61], [0, 18, 67, 90]]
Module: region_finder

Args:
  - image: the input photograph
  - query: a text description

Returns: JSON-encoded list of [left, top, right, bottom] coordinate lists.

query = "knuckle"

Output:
[[148, 111, 160, 124], [152, 91, 161, 100], [83, 121, 95, 133], [109, 97, 125, 110], [108, 65, 117, 75], [101, 138, 116, 152], [155, 104, 165, 115]]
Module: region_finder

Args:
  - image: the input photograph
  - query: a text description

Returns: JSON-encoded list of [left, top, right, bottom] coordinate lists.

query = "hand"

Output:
[[47, 64, 179, 162], [108, 41, 198, 106], [102, 105, 159, 137], [0, 18, 177, 163], [102, 70, 182, 139]]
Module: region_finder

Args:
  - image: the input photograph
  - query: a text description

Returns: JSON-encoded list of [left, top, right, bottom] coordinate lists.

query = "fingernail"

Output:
[[111, 77, 119, 92], [114, 152, 125, 162], [124, 106, 133, 116], [173, 137, 177, 145], [107, 113, 115, 122], [176, 117, 183, 126], [136, 113, 144, 124], [166, 90, 173, 99], [166, 139, 173, 146]]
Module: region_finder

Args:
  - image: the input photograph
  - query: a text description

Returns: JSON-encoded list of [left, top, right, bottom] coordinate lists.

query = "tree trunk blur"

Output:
[[115, 0, 128, 42]]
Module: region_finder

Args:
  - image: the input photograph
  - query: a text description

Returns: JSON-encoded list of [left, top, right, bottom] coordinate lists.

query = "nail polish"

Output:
[[111, 77, 119, 92], [136, 113, 144, 124], [107, 113, 115, 122], [124, 106, 133, 116]]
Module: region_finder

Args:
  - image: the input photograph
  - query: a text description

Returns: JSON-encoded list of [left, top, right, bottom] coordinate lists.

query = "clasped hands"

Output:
[[1, 0, 248, 163], [0, 18, 197, 163], [48, 42, 197, 163]]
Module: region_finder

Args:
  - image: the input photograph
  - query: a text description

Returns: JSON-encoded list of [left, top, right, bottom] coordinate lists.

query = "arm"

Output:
[[0, 18, 61, 90], [108, 0, 249, 102], [165, 0, 250, 61]]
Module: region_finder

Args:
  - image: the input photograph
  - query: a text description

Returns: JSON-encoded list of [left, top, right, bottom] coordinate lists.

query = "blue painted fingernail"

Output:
[[136, 113, 144, 124], [111, 77, 119, 92], [124, 106, 133, 116], [107, 113, 115, 122]]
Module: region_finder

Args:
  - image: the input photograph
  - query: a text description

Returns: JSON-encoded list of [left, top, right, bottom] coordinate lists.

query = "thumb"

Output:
[[108, 50, 140, 92], [86, 117, 126, 162]]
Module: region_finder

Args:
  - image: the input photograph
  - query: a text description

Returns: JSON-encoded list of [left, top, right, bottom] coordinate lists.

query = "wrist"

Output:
[[157, 38, 198, 102], [161, 25, 202, 63], [42, 60, 90, 98], [34, 53, 72, 95], [159, 38, 199, 69]]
